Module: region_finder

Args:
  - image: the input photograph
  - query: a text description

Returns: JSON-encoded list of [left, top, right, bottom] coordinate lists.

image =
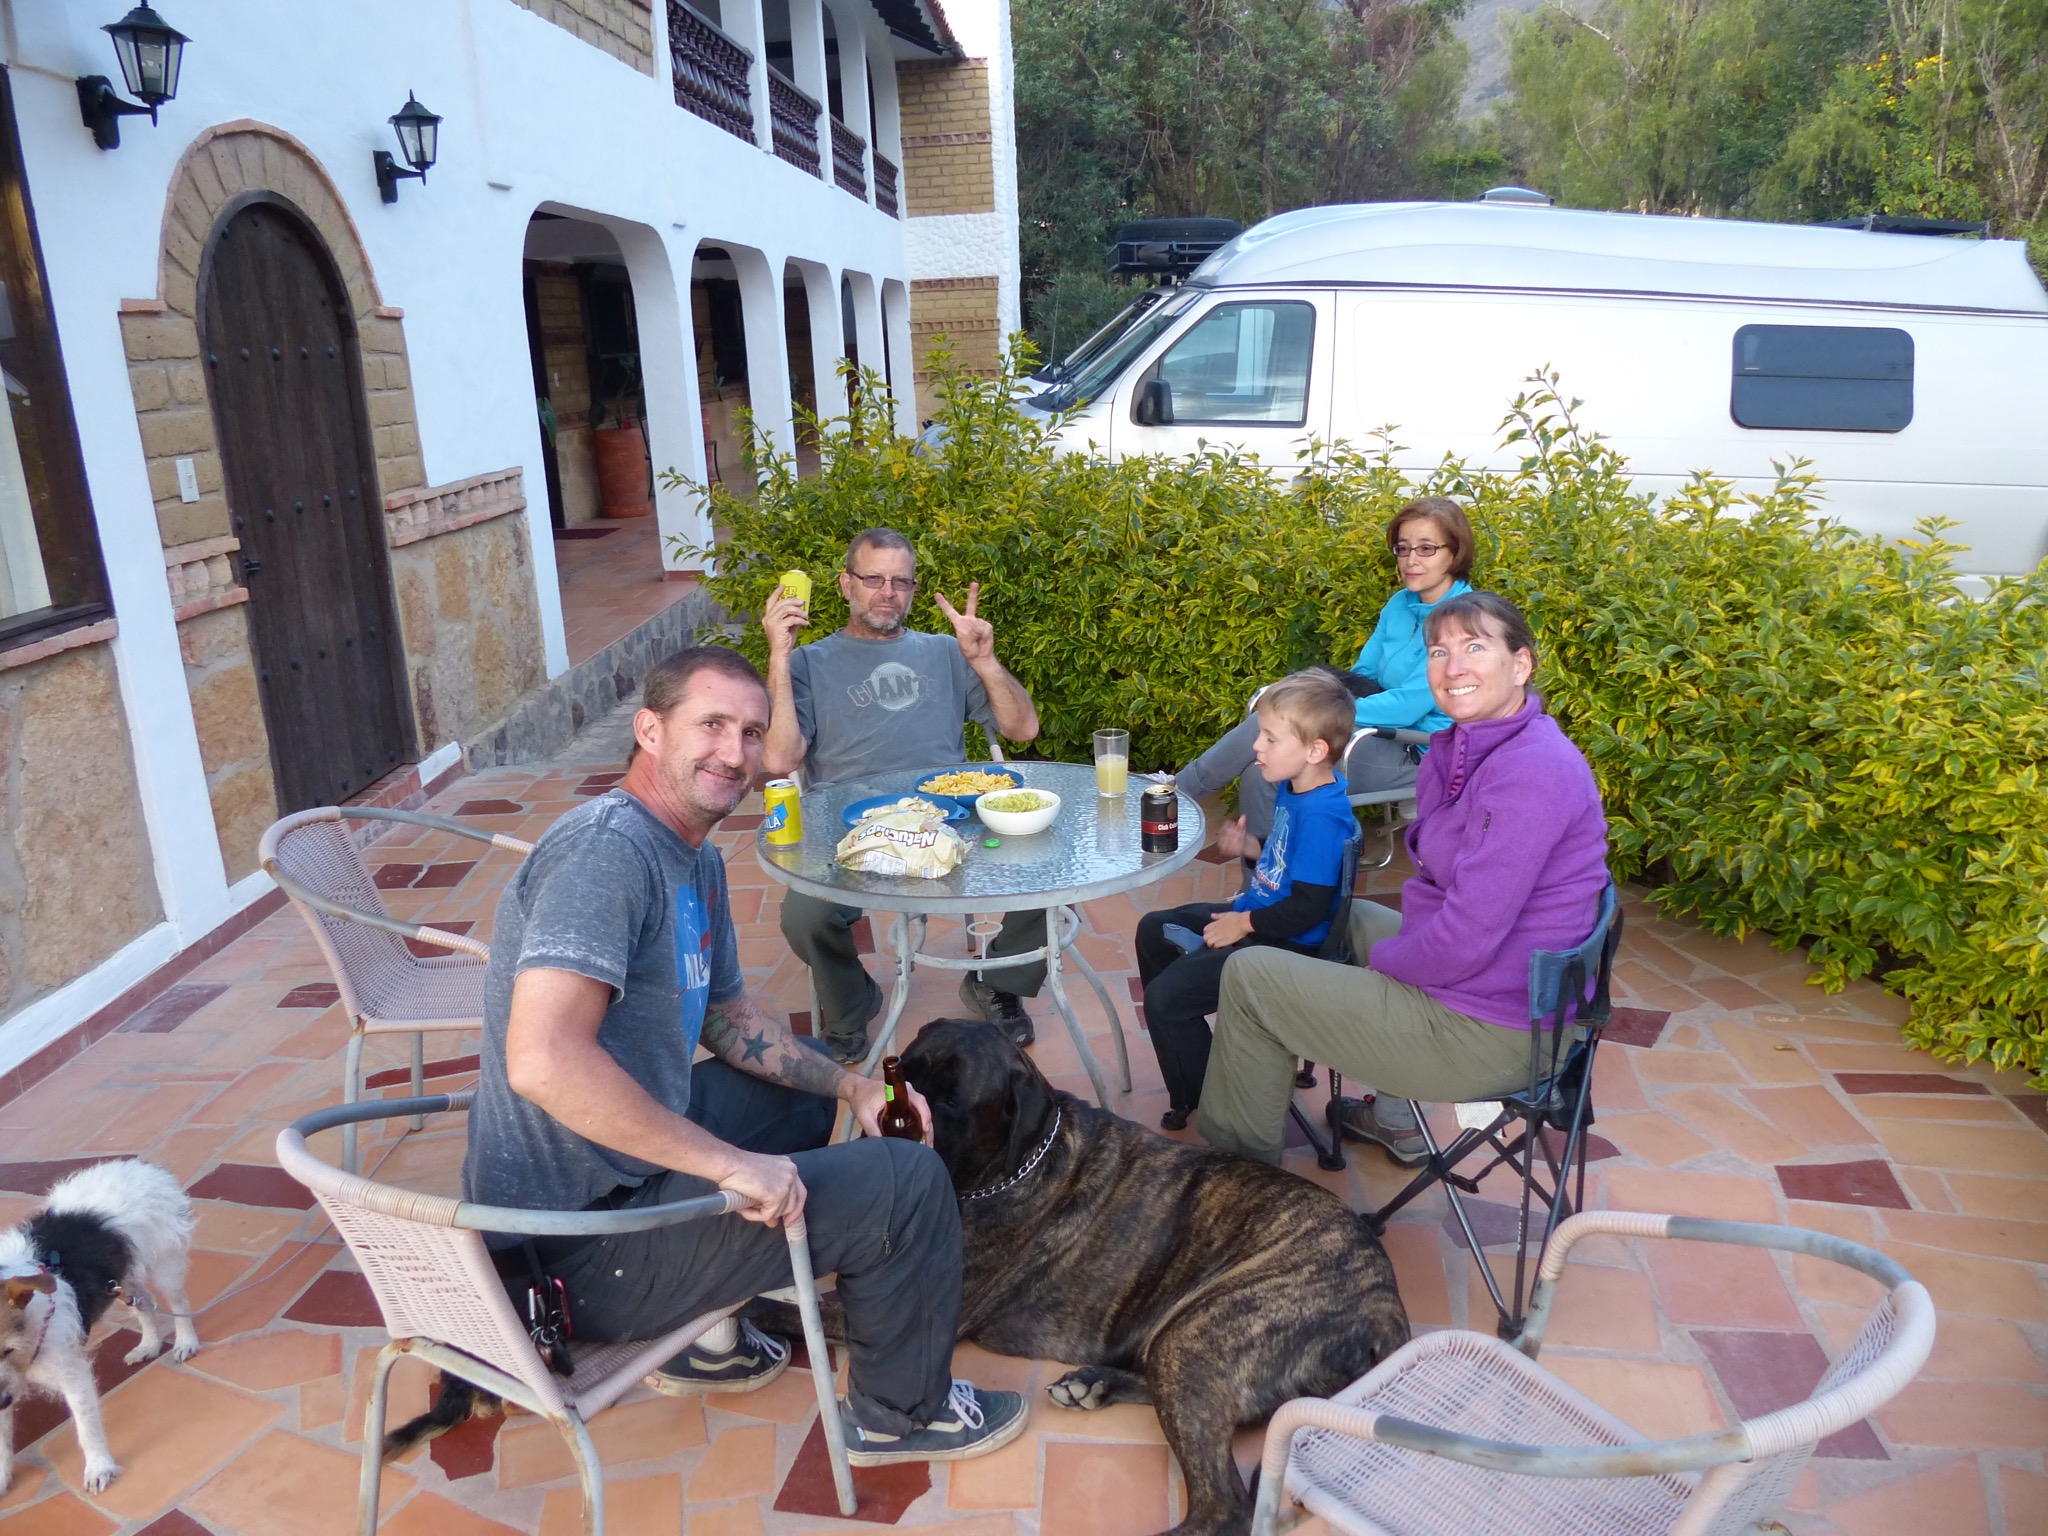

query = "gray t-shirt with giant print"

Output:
[[788, 629, 997, 785], [463, 791, 743, 1227]]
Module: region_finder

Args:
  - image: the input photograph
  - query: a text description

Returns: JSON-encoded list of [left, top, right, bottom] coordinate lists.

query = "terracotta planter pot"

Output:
[[594, 423, 652, 518]]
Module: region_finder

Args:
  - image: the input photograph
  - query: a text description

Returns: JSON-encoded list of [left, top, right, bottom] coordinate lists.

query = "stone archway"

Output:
[[121, 123, 539, 875]]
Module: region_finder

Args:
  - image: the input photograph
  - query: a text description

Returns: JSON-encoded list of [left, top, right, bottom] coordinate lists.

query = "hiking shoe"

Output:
[[844, 1379, 1028, 1466], [647, 1319, 790, 1395], [822, 980, 885, 1066], [959, 976, 1034, 1048], [1159, 1106, 1191, 1132], [1337, 1095, 1428, 1168]]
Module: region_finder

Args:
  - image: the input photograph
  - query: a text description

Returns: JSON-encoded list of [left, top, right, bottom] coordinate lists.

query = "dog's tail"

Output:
[[381, 1373, 502, 1462]]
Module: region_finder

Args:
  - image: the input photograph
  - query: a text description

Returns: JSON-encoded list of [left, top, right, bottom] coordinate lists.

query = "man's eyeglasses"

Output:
[[846, 571, 918, 595], [1394, 541, 1447, 559]]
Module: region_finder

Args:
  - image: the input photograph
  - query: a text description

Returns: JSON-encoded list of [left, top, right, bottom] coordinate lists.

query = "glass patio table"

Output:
[[756, 761, 1205, 1109]]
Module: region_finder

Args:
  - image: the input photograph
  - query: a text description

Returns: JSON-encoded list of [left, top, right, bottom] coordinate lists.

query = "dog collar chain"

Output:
[[961, 1105, 1062, 1201]]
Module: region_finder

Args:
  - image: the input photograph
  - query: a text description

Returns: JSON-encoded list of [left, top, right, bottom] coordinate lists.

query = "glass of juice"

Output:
[[1093, 729, 1130, 796]]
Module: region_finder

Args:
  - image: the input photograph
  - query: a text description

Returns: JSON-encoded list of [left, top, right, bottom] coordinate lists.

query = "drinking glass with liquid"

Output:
[[1094, 728, 1130, 795]]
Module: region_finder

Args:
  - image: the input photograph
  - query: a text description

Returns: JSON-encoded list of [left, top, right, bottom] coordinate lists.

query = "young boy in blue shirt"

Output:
[[1137, 670, 1359, 1131]]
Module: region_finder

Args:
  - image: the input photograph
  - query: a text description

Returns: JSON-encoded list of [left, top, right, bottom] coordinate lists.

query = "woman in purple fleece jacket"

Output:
[[1194, 591, 1610, 1168]]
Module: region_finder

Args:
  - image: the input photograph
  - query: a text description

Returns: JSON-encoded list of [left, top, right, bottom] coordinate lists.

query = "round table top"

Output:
[[755, 761, 1206, 915]]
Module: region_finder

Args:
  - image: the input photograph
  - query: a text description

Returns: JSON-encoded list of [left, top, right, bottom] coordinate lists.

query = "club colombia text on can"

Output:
[[1140, 783, 1179, 853], [763, 778, 804, 846]]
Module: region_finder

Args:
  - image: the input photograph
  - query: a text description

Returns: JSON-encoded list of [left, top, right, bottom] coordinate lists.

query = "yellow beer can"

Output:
[[763, 778, 803, 846], [778, 569, 812, 609]]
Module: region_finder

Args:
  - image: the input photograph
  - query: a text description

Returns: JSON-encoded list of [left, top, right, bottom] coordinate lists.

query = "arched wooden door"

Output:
[[200, 200, 413, 811]]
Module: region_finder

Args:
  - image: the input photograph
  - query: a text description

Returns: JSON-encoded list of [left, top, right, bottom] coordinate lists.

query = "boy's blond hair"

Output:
[[1256, 670, 1355, 767]]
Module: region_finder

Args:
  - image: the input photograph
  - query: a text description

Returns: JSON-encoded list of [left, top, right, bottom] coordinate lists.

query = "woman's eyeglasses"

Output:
[[1394, 541, 1446, 559], [846, 571, 918, 594]]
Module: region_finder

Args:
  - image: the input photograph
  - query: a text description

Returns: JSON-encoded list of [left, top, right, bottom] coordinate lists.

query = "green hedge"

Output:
[[666, 352, 2048, 1084]]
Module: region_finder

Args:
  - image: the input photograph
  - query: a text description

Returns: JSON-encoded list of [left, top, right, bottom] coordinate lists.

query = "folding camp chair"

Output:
[[277, 1093, 856, 1534], [1366, 880, 1623, 1339], [1251, 1210, 1935, 1536]]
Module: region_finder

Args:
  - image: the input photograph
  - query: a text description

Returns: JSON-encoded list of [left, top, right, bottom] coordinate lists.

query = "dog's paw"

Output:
[[170, 1334, 201, 1362], [123, 1339, 167, 1366], [82, 1459, 121, 1494], [1046, 1369, 1113, 1411]]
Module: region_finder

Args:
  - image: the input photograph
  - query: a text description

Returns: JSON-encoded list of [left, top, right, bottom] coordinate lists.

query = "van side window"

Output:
[[1731, 324, 1914, 432], [1147, 302, 1314, 425]]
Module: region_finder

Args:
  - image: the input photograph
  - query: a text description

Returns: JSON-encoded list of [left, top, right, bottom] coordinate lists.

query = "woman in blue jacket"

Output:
[[1171, 497, 1475, 840]]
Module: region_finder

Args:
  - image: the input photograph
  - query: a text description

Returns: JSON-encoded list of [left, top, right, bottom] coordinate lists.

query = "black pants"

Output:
[[1136, 903, 1314, 1113], [529, 1052, 964, 1435]]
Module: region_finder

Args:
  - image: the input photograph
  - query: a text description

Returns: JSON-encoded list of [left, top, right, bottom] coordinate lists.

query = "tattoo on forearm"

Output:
[[704, 998, 846, 1097]]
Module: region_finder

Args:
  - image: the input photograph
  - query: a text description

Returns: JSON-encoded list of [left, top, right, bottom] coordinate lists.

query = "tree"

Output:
[[1014, 0, 1472, 353]]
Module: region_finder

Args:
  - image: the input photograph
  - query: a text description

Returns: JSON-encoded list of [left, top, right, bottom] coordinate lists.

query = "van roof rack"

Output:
[[1819, 213, 1989, 237], [1108, 217, 1244, 278]]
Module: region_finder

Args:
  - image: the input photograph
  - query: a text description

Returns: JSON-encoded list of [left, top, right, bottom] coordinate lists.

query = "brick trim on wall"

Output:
[[385, 468, 527, 549]]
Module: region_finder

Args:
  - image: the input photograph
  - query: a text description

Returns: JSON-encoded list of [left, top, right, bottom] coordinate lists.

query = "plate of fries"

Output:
[[916, 766, 1019, 807]]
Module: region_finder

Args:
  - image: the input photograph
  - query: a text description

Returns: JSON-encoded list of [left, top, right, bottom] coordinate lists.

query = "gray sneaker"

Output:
[[958, 976, 1034, 1047], [844, 1379, 1029, 1466], [646, 1319, 790, 1395], [1338, 1095, 1428, 1167]]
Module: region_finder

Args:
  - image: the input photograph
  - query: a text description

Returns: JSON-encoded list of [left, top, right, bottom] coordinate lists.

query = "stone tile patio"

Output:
[[0, 747, 2043, 1535]]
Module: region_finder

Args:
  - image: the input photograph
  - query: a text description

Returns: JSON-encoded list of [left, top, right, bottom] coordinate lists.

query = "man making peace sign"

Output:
[[762, 527, 1044, 1062]]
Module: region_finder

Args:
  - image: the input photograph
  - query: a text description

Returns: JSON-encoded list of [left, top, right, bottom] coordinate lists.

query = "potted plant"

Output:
[[591, 358, 651, 518]]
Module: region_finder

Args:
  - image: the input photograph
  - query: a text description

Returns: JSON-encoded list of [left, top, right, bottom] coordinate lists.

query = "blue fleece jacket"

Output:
[[1350, 580, 1472, 733]]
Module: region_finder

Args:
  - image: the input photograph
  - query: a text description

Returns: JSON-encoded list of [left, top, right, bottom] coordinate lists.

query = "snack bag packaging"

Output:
[[834, 807, 966, 878]]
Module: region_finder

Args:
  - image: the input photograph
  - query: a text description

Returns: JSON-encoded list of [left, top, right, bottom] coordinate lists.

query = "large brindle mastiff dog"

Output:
[[893, 1018, 1409, 1536]]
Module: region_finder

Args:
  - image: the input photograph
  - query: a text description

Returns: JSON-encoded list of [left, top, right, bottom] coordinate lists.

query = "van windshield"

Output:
[[1030, 291, 1197, 410]]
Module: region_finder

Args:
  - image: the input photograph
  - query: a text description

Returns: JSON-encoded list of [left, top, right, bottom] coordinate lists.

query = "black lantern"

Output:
[[77, 5, 189, 151], [374, 94, 443, 204]]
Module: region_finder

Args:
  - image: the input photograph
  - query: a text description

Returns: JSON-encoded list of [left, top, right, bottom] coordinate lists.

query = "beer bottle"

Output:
[[878, 1056, 924, 1141]]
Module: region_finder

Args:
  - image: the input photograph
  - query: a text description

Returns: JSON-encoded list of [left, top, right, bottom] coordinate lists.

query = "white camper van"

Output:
[[1024, 203, 2048, 579]]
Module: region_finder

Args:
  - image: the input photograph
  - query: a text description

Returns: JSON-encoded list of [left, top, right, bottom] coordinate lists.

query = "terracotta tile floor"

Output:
[[1, 745, 2044, 1535], [553, 519, 696, 667]]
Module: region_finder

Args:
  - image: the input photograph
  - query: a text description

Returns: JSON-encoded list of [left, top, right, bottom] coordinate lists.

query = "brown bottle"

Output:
[[878, 1056, 924, 1141]]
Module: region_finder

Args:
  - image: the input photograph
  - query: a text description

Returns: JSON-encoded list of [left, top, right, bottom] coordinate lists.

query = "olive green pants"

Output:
[[1196, 900, 1543, 1165]]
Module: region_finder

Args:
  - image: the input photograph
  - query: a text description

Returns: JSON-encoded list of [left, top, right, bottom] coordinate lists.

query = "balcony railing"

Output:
[[667, 0, 754, 144], [768, 69, 822, 177], [830, 119, 867, 198], [874, 150, 899, 217]]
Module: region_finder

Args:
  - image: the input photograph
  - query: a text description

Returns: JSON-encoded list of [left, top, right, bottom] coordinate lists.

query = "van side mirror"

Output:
[[1134, 377, 1175, 426]]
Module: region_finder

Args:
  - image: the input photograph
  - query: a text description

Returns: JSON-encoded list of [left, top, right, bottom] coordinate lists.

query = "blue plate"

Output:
[[913, 764, 1022, 810], [841, 793, 970, 829]]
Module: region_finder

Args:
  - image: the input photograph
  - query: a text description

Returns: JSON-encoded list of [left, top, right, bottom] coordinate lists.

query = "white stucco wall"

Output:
[[0, 0, 1013, 1071], [913, 0, 1021, 336]]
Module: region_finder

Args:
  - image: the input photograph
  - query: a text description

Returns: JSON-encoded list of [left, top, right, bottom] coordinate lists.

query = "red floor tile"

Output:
[[773, 1416, 931, 1523], [118, 982, 229, 1035], [1836, 1072, 1991, 1096], [283, 1268, 383, 1328], [279, 982, 342, 1008], [188, 1161, 318, 1209], [1775, 1159, 1911, 1210]]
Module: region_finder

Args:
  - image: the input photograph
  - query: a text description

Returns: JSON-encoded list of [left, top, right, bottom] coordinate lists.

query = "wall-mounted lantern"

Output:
[[77, 5, 189, 151], [374, 94, 442, 204]]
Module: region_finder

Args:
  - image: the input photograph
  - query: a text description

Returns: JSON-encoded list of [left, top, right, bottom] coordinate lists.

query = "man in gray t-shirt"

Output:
[[462, 645, 1025, 1465], [764, 527, 1044, 1058]]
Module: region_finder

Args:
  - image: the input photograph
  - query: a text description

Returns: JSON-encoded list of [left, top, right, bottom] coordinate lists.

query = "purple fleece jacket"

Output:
[[1369, 694, 1610, 1029]]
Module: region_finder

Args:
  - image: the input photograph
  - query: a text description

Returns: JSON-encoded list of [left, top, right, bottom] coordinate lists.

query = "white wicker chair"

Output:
[[261, 805, 533, 1171], [1252, 1211, 1936, 1536], [277, 1093, 856, 1534]]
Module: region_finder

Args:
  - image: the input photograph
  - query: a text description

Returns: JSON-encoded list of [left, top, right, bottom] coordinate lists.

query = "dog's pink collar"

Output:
[[20, 1270, 55, 1369]]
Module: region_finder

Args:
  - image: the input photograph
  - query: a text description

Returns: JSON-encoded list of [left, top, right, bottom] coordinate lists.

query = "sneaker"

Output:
[[959, 976, 1034, 1048], [844, 1379, 1028, 1466], [647, 1319, 790, 1395], [1337, 1095, 1428, 1168], [822, 980, 885, 1066], [1159, 1106, 1191, 1132]]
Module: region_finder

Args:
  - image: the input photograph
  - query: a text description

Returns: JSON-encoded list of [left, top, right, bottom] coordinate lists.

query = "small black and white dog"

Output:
[[0, 1159, 199, 1494]]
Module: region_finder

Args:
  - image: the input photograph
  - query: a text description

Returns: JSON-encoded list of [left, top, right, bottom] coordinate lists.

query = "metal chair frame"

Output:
[[277, 1094, 857, 1534], [1251, 1211, 1936, 1536], [1368, 881, 1624, 1338], [260, 805, 533, 1172]]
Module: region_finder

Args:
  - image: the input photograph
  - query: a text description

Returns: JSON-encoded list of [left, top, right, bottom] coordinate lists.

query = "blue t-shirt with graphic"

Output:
[[1233, 777, 1354, 949], [465, 791, 743, 1219]]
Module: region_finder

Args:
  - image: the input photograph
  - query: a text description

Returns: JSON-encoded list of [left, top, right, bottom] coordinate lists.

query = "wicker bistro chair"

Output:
[[277, 1093, 857, 1534], [260, 806, 535, 1172], [1251, 1211, 1936, 1536]]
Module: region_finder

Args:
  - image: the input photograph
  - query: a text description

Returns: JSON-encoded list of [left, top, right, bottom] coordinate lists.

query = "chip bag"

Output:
[[834, 805, 966, 878]]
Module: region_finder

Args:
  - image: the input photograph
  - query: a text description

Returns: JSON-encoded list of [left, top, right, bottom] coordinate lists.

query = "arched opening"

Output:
[[783, 260, 820, 476], [522, 211, 670, 664], [691, 242, 752, 498]]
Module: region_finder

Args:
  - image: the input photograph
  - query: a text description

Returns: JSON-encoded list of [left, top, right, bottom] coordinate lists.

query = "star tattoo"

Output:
[[739, 1032, 771, 1064]]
